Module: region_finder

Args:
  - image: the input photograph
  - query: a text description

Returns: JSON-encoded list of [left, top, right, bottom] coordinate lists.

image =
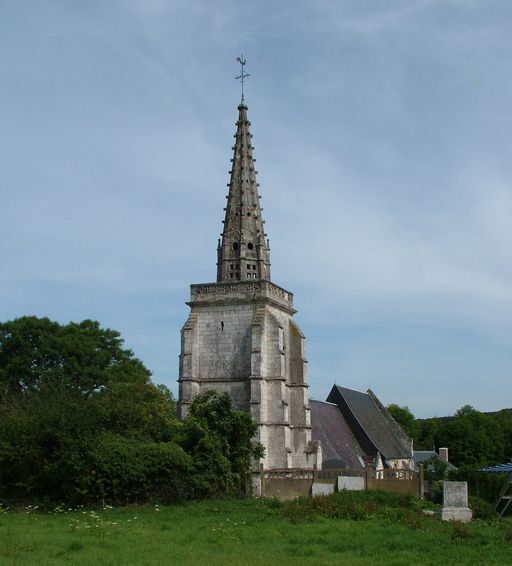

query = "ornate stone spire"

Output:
[[216, 101, 271, 282]]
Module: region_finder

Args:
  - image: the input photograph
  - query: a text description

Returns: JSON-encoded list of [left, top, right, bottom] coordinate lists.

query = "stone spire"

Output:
[[216, 102, 271, 282]]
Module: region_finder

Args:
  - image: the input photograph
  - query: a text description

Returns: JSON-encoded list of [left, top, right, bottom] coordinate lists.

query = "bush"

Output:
[[90, 434, 192, 504], [469, 495, 497, 519], [283, 490, 431, 524], [0, 389, 103, 505], [0, 318, 263, 507], [179, 391, 263, 498], [0, 317, 183, 506], [425, 480, 443, 504], [422, 456, 448, 481]]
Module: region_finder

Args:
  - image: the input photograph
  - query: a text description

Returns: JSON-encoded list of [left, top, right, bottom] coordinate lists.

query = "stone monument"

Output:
[[441, 481, 473, 522]]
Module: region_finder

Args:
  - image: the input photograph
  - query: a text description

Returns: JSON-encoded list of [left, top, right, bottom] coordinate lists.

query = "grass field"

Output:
[[1, 497, 511, 565]]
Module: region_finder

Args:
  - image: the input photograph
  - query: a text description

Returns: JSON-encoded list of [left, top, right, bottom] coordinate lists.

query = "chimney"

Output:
[[438, 447, 449, 463]]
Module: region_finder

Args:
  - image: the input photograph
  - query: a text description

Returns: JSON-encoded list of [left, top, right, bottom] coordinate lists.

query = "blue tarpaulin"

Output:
[[479, 463, 512, 473]]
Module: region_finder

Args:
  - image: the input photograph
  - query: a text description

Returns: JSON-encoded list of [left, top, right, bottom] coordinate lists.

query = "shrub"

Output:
[[282, 490, 428, 523], [426, 480, 443, 504], [0, 317, 184, 506], [422, 455, 448, 481], [90, 434, 192, 504], [0, 389, 102, 505], [0, 319, 262, 506], [468, 496, 496, 519], [179, 391, 264, 498]]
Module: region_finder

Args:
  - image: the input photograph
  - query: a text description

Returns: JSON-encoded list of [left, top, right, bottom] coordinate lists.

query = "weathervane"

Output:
[[235, 53, 250, 102]]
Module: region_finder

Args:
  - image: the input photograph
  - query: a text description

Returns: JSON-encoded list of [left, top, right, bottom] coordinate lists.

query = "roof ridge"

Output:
[[367, 389, 413, 457]]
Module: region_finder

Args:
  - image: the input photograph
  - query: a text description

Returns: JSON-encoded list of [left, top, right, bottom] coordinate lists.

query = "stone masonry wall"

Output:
[[178, 289, 319, 470]]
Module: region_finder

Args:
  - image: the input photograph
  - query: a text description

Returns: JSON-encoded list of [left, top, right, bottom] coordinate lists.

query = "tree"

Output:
[[415, 417, 442, 451], [422, 455, 449, 481], [179, 391, 264, 497], [493, 409, 512, 463], [97, 381, 177, 442], [386, 404, 417, 439], [0, 384, 104, 503], [415, 405, 507, 470], [0, 316, 183, 505], [439, 406, 504, 468], [0, 317, 263, 505], [0, 316, 150, 404]]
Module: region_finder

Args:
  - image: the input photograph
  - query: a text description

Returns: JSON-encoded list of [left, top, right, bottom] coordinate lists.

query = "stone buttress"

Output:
[[178, 101, 319, 470]]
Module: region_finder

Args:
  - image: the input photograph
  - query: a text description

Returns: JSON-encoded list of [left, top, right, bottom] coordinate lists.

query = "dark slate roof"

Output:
[[412, 451, 456, 471], [413, 450, 436, 464], [310, 400, 365, 469], [326, 385, 413, 460]]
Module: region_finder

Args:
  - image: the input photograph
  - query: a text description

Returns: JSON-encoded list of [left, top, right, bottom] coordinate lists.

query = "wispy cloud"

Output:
[[1, 0, 511, 416]]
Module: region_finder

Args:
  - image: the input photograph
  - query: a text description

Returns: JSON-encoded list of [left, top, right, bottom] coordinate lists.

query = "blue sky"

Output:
[[1, 1, 511, 417]]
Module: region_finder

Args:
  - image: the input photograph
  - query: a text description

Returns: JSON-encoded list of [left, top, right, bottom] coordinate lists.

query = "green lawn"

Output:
[[1, 498, 511, 565]]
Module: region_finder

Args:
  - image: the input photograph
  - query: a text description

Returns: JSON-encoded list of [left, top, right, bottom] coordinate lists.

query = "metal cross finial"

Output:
[[235, 53, 250, 102]]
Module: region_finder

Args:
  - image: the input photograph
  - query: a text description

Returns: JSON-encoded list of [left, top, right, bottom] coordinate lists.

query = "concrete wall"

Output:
[[261, 478, 313, 500], [312, 483, 335, 496], [259, 469, 421, 500], [367, 478, 419, 497], [338, 476, 365, 491]]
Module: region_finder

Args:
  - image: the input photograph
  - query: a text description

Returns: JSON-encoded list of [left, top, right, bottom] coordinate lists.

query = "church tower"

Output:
[[178, 60, 319, 470]]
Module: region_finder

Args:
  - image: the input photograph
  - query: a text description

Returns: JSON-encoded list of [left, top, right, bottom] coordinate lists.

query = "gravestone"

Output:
[[441, 481, 473, 522]]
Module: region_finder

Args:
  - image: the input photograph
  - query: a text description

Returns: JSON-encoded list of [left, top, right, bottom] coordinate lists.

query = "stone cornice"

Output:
[[187, 280, 296, 314]]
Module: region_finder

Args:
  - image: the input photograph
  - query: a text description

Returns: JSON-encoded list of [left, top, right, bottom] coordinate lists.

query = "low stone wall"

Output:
[[259, 467, 421, 499], [367, 478, 419, 496], [314, 468, 364, 484], [338, 476, 365, 491], [260, 468, 313, 499], [312, 483, 335, 496], [262, 478, 312, 499]]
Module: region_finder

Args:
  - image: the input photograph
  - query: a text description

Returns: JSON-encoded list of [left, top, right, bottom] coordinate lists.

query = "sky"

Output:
[[1, 0, 511, 418]]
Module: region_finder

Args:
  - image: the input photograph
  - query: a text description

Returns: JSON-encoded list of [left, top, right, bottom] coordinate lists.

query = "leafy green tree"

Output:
[[0, 316, 150, 404], [493, 409, 512, 462], [0, 384, 104, 503], [179, 391, 264, 497], [422, 455, 449, 481], [416, 405, 507, 470], [0, 317, 264, 505], [0, 316, 182, 505], [440, 405, 504, 468], [97, 381, 177, 442], [386, 404, 417, 439], [90, 433, 192, 504], [415, 417, 442, 451]]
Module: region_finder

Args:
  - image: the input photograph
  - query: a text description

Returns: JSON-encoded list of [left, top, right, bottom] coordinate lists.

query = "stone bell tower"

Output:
[[178, 63, 319, 470]]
